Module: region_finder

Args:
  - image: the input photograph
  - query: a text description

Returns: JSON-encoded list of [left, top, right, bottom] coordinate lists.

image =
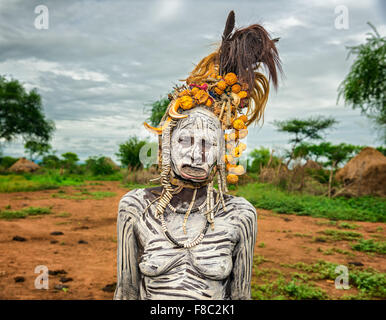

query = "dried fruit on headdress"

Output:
[[214, 87, 224, 95], [194, 90, 209, 104], [227, 174, 239, 184], [217, 80, 227, 91], [229, 164, 245, 175], [205, 99, 213, 107], [180, 96, 195, 110], [238, 91, 248, 99], [224, 72, 238, 86], [233, 118, 246, 130], [238, 142, 247, 151], [231, 84, 241, 93]]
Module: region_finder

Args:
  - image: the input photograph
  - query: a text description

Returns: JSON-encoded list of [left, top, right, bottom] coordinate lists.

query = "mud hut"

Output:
[[302, 160, 323, 170], [335, 147, 386, 197], [8, 157, 40, 173]]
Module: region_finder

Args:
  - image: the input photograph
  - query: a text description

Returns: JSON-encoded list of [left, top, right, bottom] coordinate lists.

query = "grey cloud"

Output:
[[1, 0, 384, 161]]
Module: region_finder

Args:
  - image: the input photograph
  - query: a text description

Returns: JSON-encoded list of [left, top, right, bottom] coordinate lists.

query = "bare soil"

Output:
[[0, 181, 384, 299]]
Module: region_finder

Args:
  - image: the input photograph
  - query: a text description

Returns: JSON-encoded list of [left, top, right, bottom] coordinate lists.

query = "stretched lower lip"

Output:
[[180, 171, 207, 180], [180, 166, 208, 180]]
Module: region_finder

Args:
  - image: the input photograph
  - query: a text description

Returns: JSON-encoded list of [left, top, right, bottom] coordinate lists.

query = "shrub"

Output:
[[86, 156, 115, 176]]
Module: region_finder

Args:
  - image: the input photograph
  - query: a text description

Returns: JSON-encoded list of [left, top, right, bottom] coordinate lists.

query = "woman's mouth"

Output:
[[179, 165, 208, 180]]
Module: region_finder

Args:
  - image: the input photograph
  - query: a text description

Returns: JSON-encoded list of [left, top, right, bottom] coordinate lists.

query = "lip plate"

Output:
[[180, 165, 207, 180]]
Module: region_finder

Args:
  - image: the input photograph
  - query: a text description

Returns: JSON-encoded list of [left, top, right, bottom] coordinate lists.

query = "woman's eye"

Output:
[[178, 136, 192, 147]]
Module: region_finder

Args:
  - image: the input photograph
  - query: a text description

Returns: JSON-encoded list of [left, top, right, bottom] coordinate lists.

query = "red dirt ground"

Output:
[[0, 181, 385, 299]]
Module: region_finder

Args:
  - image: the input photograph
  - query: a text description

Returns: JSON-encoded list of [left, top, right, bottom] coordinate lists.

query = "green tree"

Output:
[[85, 156, 115, 176], [248, 147, 280, 173], [61, 152, 79, 173], [376, 146, 386, 156], [116, 136, 147, 169], [41, 154, 61, 169], [338, 23, 386, 143], [24, 140, 51, 161], [273, 116, 338, 164], [318, 142, 358, 197], [148, 97, 170, 126], [0, 156, 18, 170], [0, 76, 55, 151]]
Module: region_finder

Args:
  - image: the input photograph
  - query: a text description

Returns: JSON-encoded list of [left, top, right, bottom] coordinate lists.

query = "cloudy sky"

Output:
[[0, 0, 385, 162]]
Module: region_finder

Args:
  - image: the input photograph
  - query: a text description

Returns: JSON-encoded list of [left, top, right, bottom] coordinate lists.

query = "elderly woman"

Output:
[[114, 11, 281, 300]]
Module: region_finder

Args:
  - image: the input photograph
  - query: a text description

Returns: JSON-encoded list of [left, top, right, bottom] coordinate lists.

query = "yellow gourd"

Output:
[[214, 87, 223, 95], [205, 98, 213, 107], [231, 84, 241, 93], [238, 91, 248, 99], [194, 90, 209, 104], [227, 174, 239, 184], [231, 147, 241, 158], [179, 96, 194, 110], [224, 73, 238, 86], [238, 128, 248, 139], [239, 115, 248, 123], [233, 119, 246, 130], [191, 87, 199, 95], [217, 80, 227, 91]]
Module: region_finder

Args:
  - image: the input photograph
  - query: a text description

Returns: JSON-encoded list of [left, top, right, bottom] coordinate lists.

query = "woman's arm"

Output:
[[229, 199, 257, 300], [114, 195, 141, 300]]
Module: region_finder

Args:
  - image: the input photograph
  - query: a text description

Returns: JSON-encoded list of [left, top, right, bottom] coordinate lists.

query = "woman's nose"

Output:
[[190, 141, 203, 165]]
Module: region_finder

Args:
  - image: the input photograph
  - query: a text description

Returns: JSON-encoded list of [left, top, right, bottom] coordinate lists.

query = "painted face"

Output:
[[170, 107, 223, 182]]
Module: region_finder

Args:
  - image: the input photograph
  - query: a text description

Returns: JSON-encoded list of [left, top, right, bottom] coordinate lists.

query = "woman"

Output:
[[114, 11, 281, 300]]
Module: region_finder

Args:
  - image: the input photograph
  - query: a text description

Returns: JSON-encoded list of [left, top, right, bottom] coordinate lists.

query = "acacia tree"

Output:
[[338, 23, 386, 143], [321, 143, 358, 197], [273, 116, 337, 165], [295, 142, 359, 197], [0, 76, 55, 157]]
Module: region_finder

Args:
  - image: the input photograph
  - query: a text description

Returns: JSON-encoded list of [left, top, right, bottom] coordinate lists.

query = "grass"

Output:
[[235, 183, 386, 222], [280, 260, 386, 298], [316, 220, 337, 226], [55, 212, 71, 218], [0, 170, 123, 193], [351, 239, 386, 255], [0, 206, 52, 219], [338, 222, 359, 229], [122, 182, 159, 190], [251, 277, 327, 300], [52, 190, 116, 200], [319, 229, 363, 241], [317, 247, 356, 257]]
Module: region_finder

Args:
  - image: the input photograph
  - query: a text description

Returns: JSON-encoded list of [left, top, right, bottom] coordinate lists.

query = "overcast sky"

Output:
[[0, 0, 385, 162]]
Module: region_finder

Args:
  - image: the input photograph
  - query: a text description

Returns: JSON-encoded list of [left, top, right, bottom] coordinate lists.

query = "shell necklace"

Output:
[[160, 189, 220, 249]]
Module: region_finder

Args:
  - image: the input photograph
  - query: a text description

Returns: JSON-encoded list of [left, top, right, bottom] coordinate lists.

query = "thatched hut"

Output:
[[302, 160, 323, 170], [8, 157, 40, 173], [335, 147, 386, 197]]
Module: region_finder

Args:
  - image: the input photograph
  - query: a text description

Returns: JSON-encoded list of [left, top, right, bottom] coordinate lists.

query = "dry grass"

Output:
[[122, 166, 160, 186]]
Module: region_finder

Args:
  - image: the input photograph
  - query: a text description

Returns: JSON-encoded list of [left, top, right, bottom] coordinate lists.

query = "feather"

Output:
[[219, 23, 282, 91], [222, 10, 235, 41]]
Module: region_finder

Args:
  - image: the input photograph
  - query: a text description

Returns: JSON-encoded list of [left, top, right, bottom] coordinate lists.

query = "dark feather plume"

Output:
[[219, 13, 282, 90], [222, 10, 235, 41]]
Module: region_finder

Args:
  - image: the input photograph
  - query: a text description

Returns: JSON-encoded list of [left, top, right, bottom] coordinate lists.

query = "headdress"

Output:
[[143, 11, 281, 234]]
